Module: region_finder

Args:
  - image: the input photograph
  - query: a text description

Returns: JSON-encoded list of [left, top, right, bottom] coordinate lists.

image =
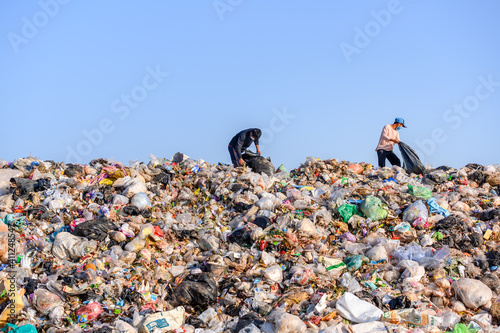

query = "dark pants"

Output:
[[228, 145, 239, 167], [377, 149, 401, 168]]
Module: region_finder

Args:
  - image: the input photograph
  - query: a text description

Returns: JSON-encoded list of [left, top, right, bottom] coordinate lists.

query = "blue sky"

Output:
[[1, 1, 499, 169]]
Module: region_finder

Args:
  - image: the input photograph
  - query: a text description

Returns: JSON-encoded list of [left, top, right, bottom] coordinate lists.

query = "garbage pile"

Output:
[[1, 154, 500, 333]]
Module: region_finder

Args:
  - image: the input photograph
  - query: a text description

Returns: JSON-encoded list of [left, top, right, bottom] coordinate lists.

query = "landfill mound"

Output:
[[1, 155, 500, 333]]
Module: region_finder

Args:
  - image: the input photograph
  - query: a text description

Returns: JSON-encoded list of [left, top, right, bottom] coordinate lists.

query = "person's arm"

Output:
[[381, 126, 399, 143], [254, 136, 261, 155]]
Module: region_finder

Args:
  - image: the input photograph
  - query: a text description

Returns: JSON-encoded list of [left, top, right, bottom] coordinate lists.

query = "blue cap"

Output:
[[394, 117, 407, 128]]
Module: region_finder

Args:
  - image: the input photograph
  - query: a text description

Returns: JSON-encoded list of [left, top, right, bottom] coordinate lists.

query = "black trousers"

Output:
[[377, 149, 401, 168], [228, 145, 239, 167]]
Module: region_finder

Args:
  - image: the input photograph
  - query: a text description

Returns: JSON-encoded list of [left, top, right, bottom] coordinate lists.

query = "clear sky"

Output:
[[1, 1, 499, 170]]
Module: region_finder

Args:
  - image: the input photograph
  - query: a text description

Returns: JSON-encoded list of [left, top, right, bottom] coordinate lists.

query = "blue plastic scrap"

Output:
[[427, 198, 450, 217]]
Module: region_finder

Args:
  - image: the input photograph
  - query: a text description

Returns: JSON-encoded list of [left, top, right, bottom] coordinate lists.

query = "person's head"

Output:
[[394, 117, 407, 130], [251, 128, 261, 140]]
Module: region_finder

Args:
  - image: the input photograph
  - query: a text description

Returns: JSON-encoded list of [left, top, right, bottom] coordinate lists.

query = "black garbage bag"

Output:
[[389, 295, 411, 310], [170, 273, 218, 310], [73, 218, 117, 241], [253, 216, 271, 228], [10, 177, 38, 200], [480, 208, 500, 221], [153, 172, 172, 186], [465, 163, 484, 171], [34, 178, 51, 192], [469, 170, 488, 186], [233, 202, 251, 213], [486, 250, 500, 267], [227, 226, 252, 245], [122, 205, 141, 216], [64, 164, 84, 177], [242, 150, 274, 176], [398, 142, 425, 175], [234, 313, 265, 332]]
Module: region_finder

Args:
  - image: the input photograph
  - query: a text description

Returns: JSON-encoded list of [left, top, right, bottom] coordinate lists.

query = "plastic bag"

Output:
[[453, 278, 492, 309], [76, 302, 104, 323], [140, 307, 186, 333], [450, 323, 480, 333], [1, 324, 38, 333], [52, 232, 97, 260], [427, 198, 450, 217], [73, 218, 117, 241], [269, 311, 306, 333], [360, 196, 388, 221], [336, 292, 384, 323], [262, 265, 283, 283], [170, 273, 217, 309], [292, 268, 315, 285], [408, 185, 433, 200], [402, 200, 428, 224], [33, 289, 63, 315], [130, 192, 151, 209], [339, 204, 359, 222], [344, 255, 369, 271], [398, 142, 425, 175]]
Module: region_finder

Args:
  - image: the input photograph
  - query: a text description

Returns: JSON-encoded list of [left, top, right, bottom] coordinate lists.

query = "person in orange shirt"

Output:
[[375, 118, 406, 168]]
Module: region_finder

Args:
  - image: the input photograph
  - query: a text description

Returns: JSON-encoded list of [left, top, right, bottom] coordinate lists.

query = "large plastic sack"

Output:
[[170, 273, 217, 309], [269, 311, 306, 333], [73, 218, 117, 241], [427, 198, 450, 217], [130, 192, 151, 209], [402, 200, 428, 223], [32, 289, 63, 315], [360, 196, 388, 221], [52, 232, 97, 260], [408, 185, 433, 199], [339, 204, 358, 222], [453, 279, 492, 309], [139, 307, 185, 333], [398, 142, 425, 175], [242, 151, 275, 177], [336, 292, 384, 323]]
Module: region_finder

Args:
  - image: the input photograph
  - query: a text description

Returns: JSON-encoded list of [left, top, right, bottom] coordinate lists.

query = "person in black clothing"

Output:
[[228, 128, 262, 167]]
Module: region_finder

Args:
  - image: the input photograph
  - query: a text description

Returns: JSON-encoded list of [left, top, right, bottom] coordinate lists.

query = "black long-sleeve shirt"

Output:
[[228, 129, 259, 159]]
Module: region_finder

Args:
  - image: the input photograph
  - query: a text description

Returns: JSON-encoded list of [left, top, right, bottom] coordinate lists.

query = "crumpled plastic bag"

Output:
[[408, 185, 433, 199], [427, 198, 450, 217], [269, 311, 306, 333], [336, 292, 384, 323], [453, 278, 492, 309], [339, 204, 359, 222], [130, 192, 151, 209], [360, 196, 388, 221], [170, 273, 217, 309], [402, 200, 428, 224], [52, 232, 97, 260]]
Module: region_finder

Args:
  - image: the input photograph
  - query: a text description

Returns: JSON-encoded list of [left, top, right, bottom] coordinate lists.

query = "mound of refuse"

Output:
[[1, 154, 500, 333]]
